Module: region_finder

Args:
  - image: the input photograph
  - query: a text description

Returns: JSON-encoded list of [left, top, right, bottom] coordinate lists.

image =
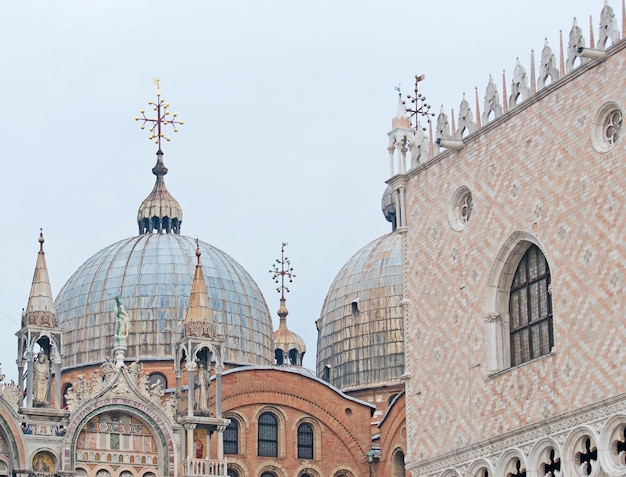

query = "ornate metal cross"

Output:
[[135, 78, 184, 151], [270, 242, 296, 300], [403, 74, 435, 132]]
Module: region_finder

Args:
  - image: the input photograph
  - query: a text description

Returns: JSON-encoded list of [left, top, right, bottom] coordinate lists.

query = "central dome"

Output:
[[56, 234, 274, 370]]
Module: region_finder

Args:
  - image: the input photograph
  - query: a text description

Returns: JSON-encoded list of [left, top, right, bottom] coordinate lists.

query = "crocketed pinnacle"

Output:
[[137, 150, 183, 235], [182, 242, 218, 338], [23, 230, 57, 328]]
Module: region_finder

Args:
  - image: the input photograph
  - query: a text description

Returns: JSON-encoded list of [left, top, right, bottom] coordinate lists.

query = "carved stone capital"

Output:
[[484, 312, 501, 323]]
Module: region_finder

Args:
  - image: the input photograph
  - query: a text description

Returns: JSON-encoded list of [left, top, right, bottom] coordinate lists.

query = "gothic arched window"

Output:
[[258, 412, 278, 457], [509, 244, 553, 366], [297, 423, 314, 459], [224, 419, 239, 454]]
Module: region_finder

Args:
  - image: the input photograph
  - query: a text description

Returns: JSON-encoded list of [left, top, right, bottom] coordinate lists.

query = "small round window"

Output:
[[592, 101, 623, 153], [449, 186, 473, 231]]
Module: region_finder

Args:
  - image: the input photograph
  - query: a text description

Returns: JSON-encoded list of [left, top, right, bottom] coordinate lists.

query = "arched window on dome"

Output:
[[258, 412, 278, 457], [224, 419, 239, 454], [297, 423, 314, 459], [509, 244, 553, 366], [275, 349, 284, 365], [289, 348, 300, 366]]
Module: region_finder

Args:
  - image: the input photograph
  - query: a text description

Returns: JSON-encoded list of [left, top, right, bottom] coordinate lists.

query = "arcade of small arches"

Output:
[[423, 418, 626, 477]]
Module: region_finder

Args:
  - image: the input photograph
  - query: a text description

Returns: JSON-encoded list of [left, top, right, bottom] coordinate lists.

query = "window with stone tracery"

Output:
[[592, 101, 623, 153], [604, 109, 622, 146], [509, 244, 553, 366]]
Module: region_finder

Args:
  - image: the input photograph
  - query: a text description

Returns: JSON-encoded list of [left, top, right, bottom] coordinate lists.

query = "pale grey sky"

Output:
[[0, 0, 602, 381]]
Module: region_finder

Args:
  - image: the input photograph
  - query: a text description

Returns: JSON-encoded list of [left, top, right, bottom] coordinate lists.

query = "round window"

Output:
[[449, 186, 473, 231], [591, 101, 623, 153]]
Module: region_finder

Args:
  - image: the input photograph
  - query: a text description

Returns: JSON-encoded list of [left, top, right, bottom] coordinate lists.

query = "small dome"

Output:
[[274, 326, 306, 354], [381, 185, 396, 227], [56, 234, 274, 370], [316, 232, 404, 391], [137, 151, 183, 234]]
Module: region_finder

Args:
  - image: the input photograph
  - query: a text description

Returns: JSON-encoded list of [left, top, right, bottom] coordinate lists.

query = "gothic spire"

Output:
[[182, 241, 217, 338], [23, 230, 56, 328]]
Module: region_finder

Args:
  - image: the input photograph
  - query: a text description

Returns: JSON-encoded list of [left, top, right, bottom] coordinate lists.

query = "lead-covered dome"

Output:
[[56, 234, 274, 370], [316, 232, 404, 391]]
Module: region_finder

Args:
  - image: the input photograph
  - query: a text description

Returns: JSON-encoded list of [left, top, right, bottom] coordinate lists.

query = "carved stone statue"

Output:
[[33, 353, 49, 406], [115, 296, 130, 343], [101, 357, 117, 383], [195, 362, 210, 414]]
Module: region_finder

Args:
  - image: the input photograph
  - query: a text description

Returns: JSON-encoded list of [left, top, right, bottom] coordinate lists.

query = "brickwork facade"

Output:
[[399, 31, 626, 477], [220, 367, 374, 477]]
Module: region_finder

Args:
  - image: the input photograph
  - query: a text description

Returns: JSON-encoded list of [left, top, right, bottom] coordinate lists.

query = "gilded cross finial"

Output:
[[403, 74, 435, 132], [269, 242, 295, 300], [135, 78, 184, 151]]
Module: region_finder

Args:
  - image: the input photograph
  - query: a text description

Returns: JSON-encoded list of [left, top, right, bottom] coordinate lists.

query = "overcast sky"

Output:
[[0, 0, 604, 381]]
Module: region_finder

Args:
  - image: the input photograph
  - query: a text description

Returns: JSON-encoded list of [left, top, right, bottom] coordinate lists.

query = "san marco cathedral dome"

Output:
[[316, 186, 405, 391], [55, 147, 275, 371]]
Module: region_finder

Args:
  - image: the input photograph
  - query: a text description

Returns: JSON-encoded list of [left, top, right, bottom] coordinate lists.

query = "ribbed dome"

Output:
[[316, 232, 404, 391], [55, 234, 274, 370]]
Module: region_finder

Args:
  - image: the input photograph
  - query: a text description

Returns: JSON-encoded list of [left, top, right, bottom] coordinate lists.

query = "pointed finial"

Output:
[[590, 15, 595, 48], [195, 238, 201, 263], [38, 228, 44, 252], [559, 30, 565, 76], [502, 69, 509, 113], [530, 49, 537, 95], [474, 87, 481, 128], [135, 80, 184, 152], [622, 0, 626, 37]]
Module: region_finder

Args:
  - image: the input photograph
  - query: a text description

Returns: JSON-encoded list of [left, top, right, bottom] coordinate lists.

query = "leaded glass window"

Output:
[[509, 244, 553, 366], [224, 420, 238, 454], [258, 412, 278, 457], [297, 423, 314, 459]]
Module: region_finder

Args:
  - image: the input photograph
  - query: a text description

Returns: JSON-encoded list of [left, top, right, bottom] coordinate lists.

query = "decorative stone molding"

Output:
[[407, 394, 626, 477], [483, 312, 501, 323]]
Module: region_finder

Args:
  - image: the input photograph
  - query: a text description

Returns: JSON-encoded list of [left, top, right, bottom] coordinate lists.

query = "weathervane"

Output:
[[403, 74, 435, 132], [270, 242, 296, 300], [135, 78, 184, 151]]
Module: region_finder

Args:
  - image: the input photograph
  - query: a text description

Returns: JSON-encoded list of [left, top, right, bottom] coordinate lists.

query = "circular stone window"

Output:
[[448, 186, 473, 231], [591, 101, 623, 153]]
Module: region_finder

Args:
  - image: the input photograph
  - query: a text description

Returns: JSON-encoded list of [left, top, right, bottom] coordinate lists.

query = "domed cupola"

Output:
[[55, 84, 275, 371], [137, 150, 183, 234], [271, 243, 306, 366], [316, 232, 404, 391], [316, 91, 410, 391]]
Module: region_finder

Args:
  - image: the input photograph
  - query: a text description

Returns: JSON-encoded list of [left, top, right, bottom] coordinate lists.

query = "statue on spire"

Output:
[[114, 296, 130, 367]]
